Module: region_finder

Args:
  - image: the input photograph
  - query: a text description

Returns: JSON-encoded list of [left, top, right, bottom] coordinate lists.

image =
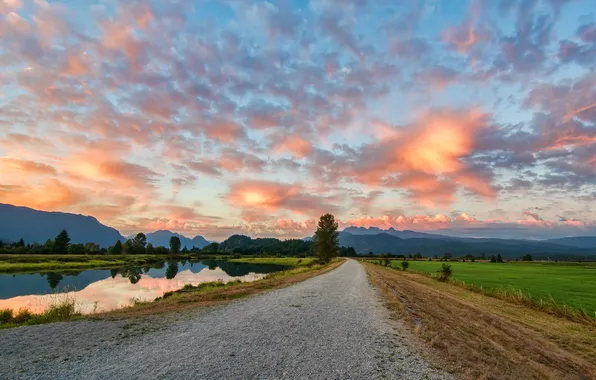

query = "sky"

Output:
[[0, 0, 595, 241]]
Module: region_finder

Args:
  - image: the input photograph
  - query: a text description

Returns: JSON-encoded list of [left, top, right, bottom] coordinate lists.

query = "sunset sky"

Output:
[[1, 0, 595, 240]]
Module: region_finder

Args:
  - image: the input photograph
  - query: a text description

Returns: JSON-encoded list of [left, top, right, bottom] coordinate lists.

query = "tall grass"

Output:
[[0, 294, 80, 328]]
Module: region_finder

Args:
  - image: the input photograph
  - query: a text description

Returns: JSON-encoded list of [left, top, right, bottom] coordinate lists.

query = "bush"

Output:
[[13, 309, 33, 324], [0, 309, 13, 324], [401, 261, 409, 271], [383, 258, 391, 267], [438, 264, 452, 282]]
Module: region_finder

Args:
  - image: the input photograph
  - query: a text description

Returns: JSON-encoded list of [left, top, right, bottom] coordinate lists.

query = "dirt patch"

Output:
[[364, 262, 596, 380]]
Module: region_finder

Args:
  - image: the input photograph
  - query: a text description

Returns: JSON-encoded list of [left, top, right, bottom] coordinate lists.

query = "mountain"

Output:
[[546, 237, 596, 249], [0, 204, 125, 247], [143, 230, 210, 249], [343, 226, 453, 240], [338, 231, 595, 259]]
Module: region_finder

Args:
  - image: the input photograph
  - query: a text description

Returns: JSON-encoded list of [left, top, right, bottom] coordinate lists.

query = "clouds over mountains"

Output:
[[0, 0, 595, 240]]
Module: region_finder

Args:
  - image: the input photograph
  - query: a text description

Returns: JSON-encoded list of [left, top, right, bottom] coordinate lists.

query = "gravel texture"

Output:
[[0, 260, 451, 379]]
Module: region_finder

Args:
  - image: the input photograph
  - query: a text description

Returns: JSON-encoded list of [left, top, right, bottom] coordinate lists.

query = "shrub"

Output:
[[13, 309, 33, 324], [383, 258, 390, 267], [0, 309, 13, 324], [438, 264, 452, 282], [401, 261, 409, 271]]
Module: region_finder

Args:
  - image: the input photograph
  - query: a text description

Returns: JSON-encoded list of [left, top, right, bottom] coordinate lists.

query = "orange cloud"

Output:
[[227, 180, 338, 216], [0, 157, 57, 175], [351, 109, 494, 205], [272, 134, 313, 158], [0, 179, 88, 210]]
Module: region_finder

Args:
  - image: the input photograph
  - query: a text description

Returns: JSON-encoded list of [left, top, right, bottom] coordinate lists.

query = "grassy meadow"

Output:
[[373, 259, 596, 316]]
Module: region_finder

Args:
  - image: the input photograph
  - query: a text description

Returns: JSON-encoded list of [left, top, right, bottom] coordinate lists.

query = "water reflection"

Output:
[[0, 260, 286, 314]]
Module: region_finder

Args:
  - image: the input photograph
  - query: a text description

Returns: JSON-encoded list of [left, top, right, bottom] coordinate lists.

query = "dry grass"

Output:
[[97, 259, 344, 319], [363, 262, 596, 380]]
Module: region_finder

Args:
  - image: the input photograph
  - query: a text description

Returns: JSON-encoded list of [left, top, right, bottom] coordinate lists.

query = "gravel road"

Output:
[[1, 260, 450, 379]]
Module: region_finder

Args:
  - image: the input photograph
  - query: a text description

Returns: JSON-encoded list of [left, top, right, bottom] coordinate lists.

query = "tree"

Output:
[[438, 264, 453, 282], [111, 240, 123, 254], [415, 252, 423, 259], [522, 254, 533, 261], [497, 254, 504, 263], [131, 233, 147, 254], [17, 238, 25, 247], [42, 239, 54, 254], [490, 255, 497, 263], [314, 213, 339, 263], [146, 243, 154, 255], [68, 244, 86, 254], [204, 242, 219, 253], [169, 236, 181, 255], [401, 261, 409, 271], [54, 229, 71, 254]]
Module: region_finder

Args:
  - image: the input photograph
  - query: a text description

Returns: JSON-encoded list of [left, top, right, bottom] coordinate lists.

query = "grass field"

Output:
[[364, 263, 596, 379], [0, 254, 172, 273], [373, 260, 596, 315], [228, 257, 315, 267]]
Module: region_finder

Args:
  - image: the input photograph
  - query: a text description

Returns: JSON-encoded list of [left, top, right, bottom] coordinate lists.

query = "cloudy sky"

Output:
[[0, 0, 595, 240]]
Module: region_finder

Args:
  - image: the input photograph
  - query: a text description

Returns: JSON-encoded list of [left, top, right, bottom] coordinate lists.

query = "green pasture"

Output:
[[377, 260, 596, 314]]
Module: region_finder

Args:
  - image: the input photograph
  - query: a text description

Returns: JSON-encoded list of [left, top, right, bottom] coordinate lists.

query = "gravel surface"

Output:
[[1, 260, 451, 379]]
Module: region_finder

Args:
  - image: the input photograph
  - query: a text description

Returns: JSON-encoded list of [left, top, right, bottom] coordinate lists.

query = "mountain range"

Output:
[[133, 230, 210, 249], [1, 204, 595, 258], [339, 228, 596, 259], [0, 204, 209, 249], [0, 204, 125, 248]]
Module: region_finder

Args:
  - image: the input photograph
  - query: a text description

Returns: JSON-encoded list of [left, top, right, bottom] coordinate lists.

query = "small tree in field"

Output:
[[438, 263, 452, 282], [401, 261, 409, 271], [169, 236, 181, 255], [314, 213, 339, 263]]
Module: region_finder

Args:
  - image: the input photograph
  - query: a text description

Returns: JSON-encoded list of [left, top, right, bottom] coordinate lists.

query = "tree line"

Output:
[[1, 217, 354, 260]]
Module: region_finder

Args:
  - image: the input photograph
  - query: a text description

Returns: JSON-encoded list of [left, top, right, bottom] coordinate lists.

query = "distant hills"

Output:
[[545, 236, 596, 249], [342, 226, 453, 240], [1, 204, 594, 258], [339, 228, 596, 259], [142, 230, 210, 249], [0, 204, 209, 249], [0, 204, 125, 247]]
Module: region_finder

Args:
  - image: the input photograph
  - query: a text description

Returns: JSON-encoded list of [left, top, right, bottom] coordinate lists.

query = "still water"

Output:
[[0, 260, 286, 314]]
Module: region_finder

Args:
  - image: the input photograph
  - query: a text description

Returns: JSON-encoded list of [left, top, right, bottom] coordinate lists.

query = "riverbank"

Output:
[[0, 255, 317, 274], [363, 262, 596, 379], [0, 258, 342, 328]]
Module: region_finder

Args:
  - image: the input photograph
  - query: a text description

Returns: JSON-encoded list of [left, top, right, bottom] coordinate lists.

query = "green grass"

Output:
[[228, 257, 315, 267], [375, 260, 596, 315], [0, 254, 228, 273], [0, 254, 172, 273]]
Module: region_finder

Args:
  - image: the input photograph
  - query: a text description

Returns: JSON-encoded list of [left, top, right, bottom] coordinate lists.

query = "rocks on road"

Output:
[[0, 260, 451, 380]]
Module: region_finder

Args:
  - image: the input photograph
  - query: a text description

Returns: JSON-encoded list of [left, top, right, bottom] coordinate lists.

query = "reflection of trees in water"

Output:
[[199, 260, 287, 277], [46, 272, 63, 289], [165, 261, 179, 279], [120, 267, 143, 284], [110, 267, 144, 284], [110, 268, 119, 279]]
